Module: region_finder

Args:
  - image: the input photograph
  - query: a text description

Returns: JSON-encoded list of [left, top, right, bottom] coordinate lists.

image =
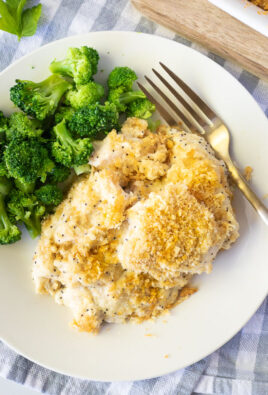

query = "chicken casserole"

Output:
[[33, 117, 239, 333]]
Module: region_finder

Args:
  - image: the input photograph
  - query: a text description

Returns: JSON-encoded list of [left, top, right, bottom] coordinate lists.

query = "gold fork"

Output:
[[137, 63, 268, 226]]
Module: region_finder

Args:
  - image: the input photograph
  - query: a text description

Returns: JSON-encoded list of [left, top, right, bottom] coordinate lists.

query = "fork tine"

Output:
[[152, 68, 208, 128], [159, 62, 217, 121], [137, 82, 177, 126], [144, 76, 193, 130]]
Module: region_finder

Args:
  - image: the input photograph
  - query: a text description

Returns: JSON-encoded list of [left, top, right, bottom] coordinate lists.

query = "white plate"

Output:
[[208, 0, 268, 37], [0, 32, 267, 382]]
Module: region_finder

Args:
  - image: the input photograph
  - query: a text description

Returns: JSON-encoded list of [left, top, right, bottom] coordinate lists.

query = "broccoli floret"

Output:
[[0, 176, 12, 200], [10, 75, 71, 120], [35, 184, 63, 207], [6, 112, 43, 140], [50, 46, 99, 85], [107, 87, 126, 112], [127, 98, 155, 119], [73, 163, 91, 176], [47, 164, 71, 184], [0, 111, 8, 135], [54, 106, 75, 124], [108, 88, 147, 112], [0, 164, 8, 177], [65, 82, 104, 110], [4, 138, 55, 193], [0, 116, 9, 179], [52, 120, 93, 168], [7, 189, 45, 239], [108, 67, 137, 90], [68, 102, 119, 139], [0, 176, 21, 244], [107, 67, 155, 118], [0, 157, 8, 178], [0, 134, 8, 177]]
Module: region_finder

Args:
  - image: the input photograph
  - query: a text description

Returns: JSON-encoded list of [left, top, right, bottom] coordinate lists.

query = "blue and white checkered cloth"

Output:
[[0, 1, 267, 394]]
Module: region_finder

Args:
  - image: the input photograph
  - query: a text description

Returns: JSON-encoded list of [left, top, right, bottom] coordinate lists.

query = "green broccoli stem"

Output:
[[15, 179, 35, 194], [39, 75, 70, 96], [0, 195, 11, 231], [0, 193, 21, 244], [73, 163, 91, 175], [118, 90, 146, 105], [0, 176, 14, 233], [0, 176, 12, 197], [54, 120, 82, 155], [37, 75, 71, 108], [50, 60, 73, 78], [23, 215, 41, 239]]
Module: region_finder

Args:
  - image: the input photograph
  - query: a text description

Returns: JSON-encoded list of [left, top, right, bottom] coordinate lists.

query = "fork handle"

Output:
[[225, 157, 268, 226]]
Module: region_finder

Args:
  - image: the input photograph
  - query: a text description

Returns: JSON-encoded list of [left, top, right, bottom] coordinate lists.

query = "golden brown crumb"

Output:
[[118, 184, 220, 287], [249, 0, 268, 11], [164, 354, 169, 359], [71, 316, 101, 334], [244, 166, 253, 182]]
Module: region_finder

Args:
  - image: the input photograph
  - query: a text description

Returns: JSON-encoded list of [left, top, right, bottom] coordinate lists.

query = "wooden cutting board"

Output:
[[132, 0, 268, 80]]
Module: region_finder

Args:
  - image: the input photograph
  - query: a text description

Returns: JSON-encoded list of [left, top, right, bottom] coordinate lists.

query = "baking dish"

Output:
[[208, 0, 268, 37]]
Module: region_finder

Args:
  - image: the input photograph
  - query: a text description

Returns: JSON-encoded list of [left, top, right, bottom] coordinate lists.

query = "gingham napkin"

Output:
[[0, 1, 267, 394]]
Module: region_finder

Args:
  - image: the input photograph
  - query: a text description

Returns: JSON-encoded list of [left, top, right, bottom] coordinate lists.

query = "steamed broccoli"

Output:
[[107, 67, 155, 119], [52, 120, 93, 168], [127, 98, 155, 119], [6, 112, 43, 140], [108, 88, 148, 112], [7, 189, 45, 239], [68, 102, 119, 139], [10, 75, 71, 120], [0, 111, 8, 135], [0, 176, 21, 244], [54, 106, 75, 124], [4, 138, 55, 193], [35, 184, 63, 207], [50, 46, 99, 85], [108, 67, 137, 90], [0, 156, 8, 178], [73, 163, 91, 176], [47, 164, 71, 184], [0, 117, 9, 180], [65, 82, 105, 110], [0, 133, 8, 177], [108, 86, 125, 112]]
